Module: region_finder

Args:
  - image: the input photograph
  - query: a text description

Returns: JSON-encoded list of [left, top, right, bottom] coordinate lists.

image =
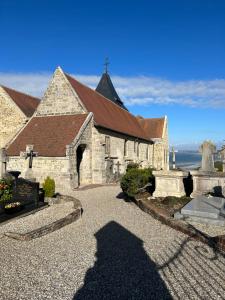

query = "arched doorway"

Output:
[[76, 144, 86, 186]]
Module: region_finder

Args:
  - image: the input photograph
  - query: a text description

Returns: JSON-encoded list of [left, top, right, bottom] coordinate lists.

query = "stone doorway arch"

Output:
[[76, 144, 91, 187]]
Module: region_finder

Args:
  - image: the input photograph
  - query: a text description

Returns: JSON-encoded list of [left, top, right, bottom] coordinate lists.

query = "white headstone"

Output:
[[199, 141, 216, 172]]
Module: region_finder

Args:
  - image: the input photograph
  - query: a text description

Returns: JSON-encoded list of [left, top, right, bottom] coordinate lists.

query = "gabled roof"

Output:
[[65, 73, 150, 141], [1, 85, 40, 117], [136, 117, 165, 139], [7, 114, 88, 157], [96, 72, 128, 111]]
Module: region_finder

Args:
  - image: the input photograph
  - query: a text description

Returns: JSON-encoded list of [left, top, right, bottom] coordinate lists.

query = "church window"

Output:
[[124, 140, 128, 156], [105, 136, 110, 155], [146, 145, 149, 159], [134, 141, 136, 153], [137, 143, 140, 157]]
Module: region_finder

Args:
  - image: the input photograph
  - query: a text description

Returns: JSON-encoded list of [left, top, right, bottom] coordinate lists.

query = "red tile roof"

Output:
[[1, 85, 40, 117], [136, 117, 165, 139], [7, 114, 88, 157], [65, 74, 150, 141]]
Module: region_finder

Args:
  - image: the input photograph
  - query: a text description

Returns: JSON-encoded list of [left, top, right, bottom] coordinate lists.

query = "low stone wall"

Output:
[[7, 156, 71, 194], [4, 195, 82, 241]]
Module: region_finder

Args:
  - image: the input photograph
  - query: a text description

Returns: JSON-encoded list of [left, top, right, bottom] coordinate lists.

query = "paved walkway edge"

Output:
[[136, 198, 225, 253], [4, 207, 82, 241]]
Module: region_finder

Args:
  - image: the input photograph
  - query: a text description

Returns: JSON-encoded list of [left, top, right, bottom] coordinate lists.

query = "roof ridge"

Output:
[[65, 73, 131, 113], [1, 85, 40, 101], [64, 72, 150, 141]]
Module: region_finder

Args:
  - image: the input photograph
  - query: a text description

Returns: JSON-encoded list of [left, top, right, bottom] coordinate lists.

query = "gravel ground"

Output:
[[0, 202, 75, 235], [187, 220, 225, 237], [0, 185, 224, 300]]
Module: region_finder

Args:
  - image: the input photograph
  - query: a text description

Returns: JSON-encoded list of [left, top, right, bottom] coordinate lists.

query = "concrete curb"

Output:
[[135, 198, 225, 253], [4, 197, 82, 241]]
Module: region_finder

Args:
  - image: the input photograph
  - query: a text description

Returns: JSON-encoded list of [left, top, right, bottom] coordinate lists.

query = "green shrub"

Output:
[[42, 176, 55, 197], [120, 167, 154, 197], [214, 161, 223, 172], [126, 162, 139, 171]]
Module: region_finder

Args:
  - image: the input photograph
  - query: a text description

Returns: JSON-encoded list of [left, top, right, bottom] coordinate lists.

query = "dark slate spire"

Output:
[[96, 60, 128, 111]]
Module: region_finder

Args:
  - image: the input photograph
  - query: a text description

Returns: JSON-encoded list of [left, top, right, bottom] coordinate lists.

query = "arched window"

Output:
[[105, 136, 110, 155]]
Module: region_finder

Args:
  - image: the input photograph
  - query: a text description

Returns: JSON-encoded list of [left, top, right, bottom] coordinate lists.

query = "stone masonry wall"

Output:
[[7, 157, 70, 194], [152, 121, 169, 170], [36, 67, 86, 116], [67, 117, 93, 188], [91, 127, 153, 183], [0, 88, 27, 148]]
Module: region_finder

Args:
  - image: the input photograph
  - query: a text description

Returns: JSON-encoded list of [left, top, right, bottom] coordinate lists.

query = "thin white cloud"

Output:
[[0, 72, 225, 109]]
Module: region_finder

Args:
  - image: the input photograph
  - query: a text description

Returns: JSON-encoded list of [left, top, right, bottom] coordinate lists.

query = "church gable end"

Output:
[[36, 67, 86, 116]]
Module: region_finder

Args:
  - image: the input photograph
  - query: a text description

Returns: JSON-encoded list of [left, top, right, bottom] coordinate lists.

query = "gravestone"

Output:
[[218, 146, 225, 172], [175, 195, 225, 226], [12, 178, 39, 208], [172, 147, 176, 169], [200, 140, 216, 172]]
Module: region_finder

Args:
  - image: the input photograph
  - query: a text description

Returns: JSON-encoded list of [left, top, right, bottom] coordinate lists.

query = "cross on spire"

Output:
[[104, 57, 110, 73]]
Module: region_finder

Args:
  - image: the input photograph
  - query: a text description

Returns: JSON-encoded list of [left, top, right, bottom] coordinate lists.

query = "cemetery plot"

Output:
[[0, 176, 44, 224]]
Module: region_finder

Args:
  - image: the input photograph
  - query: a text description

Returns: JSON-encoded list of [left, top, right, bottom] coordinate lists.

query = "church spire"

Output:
[[96, 59, 128, 111]]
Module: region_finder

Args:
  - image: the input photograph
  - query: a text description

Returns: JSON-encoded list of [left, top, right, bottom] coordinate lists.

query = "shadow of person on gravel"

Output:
[[73, 221, 172, 299]]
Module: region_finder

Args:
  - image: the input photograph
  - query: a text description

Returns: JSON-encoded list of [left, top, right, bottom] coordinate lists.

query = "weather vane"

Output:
[[104, 57, 110, 73]]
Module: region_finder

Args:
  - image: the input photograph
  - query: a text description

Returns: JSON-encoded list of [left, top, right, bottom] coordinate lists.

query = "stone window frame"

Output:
[[146, 144, 149, 160], [137, 142, 140, 158], [105, 136, 110, 155], [124, 140, 128, 157]]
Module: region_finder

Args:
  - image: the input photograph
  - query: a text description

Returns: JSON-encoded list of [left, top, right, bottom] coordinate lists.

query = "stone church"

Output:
[[3, 67, 168, 192]]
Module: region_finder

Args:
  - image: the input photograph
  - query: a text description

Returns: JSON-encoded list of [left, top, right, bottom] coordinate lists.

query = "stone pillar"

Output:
[[0, 148, 8, 179], [153, 170, 188, 198]]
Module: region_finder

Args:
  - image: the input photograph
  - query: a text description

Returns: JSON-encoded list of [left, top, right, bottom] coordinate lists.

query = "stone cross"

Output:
[[21, 145, 38, 180], [199, 141, 216, 172], [116, 161, 121, 175], [0, 148, 8, 179], [172, 147, 176, 169], [21, 145, 38, 169]]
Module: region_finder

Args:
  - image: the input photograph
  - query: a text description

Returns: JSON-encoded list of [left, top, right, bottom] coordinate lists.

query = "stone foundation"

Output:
[[190, 170, 225, 198], [153, 170, 188, 198]]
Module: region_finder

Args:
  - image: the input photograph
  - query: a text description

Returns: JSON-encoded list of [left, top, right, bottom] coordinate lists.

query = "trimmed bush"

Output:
[[126, 162, 139, 171], [42, 177, 55, 198], [120, 167, 154, 197]]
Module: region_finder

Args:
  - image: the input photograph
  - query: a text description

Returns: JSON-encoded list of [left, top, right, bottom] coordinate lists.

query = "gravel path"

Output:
[[0, 185, 224, 299]]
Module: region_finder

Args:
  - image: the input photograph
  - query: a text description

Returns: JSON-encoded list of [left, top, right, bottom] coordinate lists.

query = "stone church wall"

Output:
[[36, 67, 86, 116], [91, 127, 153, 183], [152, 121, 169, 170], [7, 157, 70, 193], [0, 88, 27, 148]]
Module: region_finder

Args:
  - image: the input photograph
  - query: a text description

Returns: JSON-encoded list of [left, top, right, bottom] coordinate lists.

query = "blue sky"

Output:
[[0, 0, 225, 149]]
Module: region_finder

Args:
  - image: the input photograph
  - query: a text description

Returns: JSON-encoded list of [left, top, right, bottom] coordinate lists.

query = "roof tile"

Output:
[[7, 114, 88, 156], [2, 85, 40, 117]]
